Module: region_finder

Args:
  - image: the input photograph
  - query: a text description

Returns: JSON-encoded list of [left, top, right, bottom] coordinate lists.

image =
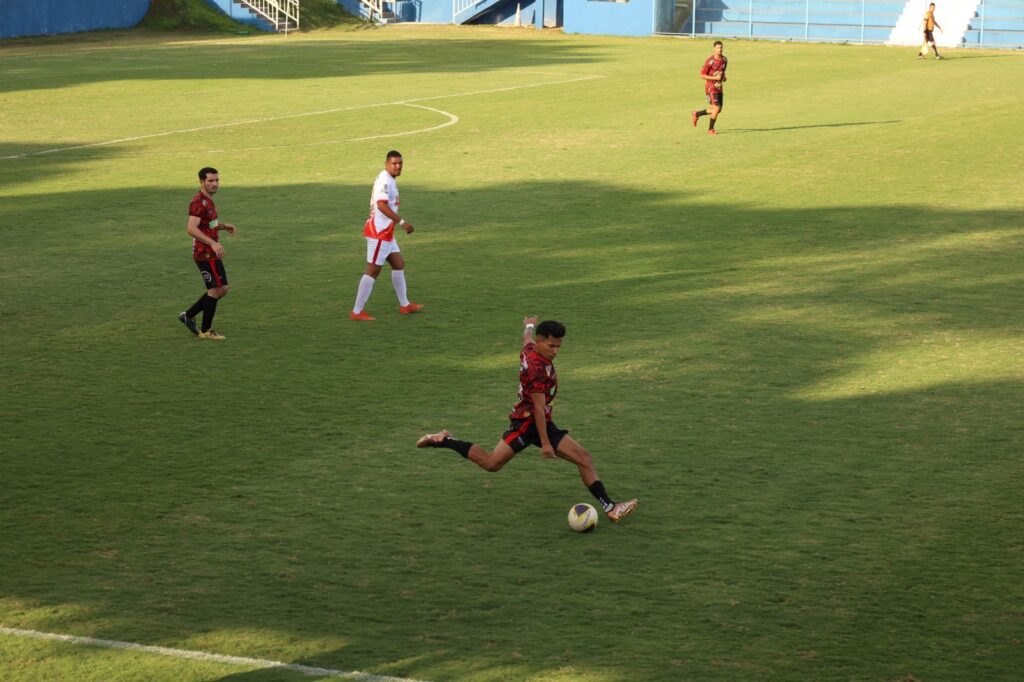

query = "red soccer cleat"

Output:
[[691, 110, 699, 127], [349, 310, 375, 321], [399, 302, 424, 314], [707, 129, 718, 136]]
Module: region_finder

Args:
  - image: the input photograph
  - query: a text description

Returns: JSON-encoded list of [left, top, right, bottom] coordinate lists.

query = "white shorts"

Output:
[[366, 237, 400, 265]]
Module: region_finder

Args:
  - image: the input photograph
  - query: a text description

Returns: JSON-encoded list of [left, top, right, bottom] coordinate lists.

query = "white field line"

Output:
[[199, 102, 461, 156], [0, 75, 603, 161], [0, 626, 430, 681]]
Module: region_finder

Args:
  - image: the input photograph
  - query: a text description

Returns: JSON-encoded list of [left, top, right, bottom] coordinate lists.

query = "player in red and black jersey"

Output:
[[417, 317, 638, 523], [178, 167, 237, 340], [691, 40, 728, 136]]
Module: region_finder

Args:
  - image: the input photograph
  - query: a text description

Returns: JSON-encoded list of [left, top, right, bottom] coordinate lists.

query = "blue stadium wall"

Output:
[[0, 0, 151, 39], [563, 0, 653, 36]]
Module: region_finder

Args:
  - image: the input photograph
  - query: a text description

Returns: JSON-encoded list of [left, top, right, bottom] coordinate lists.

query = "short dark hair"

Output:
[[536, 320, 566, 339], [198, 167, 218, 180], [386, 150, 402, 161], [713, 40, 724, 47]]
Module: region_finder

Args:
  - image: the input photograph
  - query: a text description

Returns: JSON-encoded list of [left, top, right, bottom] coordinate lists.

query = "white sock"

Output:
[[391, 269, 410, 307], [353, 274, 375, 313]]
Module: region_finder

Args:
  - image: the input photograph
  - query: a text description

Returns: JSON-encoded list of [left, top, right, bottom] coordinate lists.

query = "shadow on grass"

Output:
[[0, 178, 1022, 681], [726, 120, 900, 133], [0, 32, 604, 94]]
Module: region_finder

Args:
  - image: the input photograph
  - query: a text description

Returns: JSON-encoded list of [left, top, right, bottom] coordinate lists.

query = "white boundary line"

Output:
[[0, 75, 603, 161], [0, 626, 430, 681]]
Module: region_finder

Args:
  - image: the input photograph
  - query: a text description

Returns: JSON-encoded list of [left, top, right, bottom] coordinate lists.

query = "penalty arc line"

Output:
[[200, 102, 461, 155], [0, 75, 604, 161], [0, 626, 430, 681]]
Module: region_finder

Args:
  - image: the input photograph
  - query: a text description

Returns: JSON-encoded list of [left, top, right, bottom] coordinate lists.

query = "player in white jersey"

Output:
[[350, 150, 423, 321]]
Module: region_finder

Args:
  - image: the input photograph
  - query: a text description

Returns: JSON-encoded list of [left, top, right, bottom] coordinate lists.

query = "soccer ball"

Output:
[[567, 503, 598, 533]]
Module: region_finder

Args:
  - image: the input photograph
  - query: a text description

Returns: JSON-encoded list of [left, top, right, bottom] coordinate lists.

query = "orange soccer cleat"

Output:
[[349, 311, 375, 321], [399, 302, 424, 314], [607, 499, 638, 523], [416, 430, 452, 448]]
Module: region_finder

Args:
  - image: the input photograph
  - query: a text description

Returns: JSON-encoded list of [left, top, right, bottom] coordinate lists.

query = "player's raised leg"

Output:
[[417, 431, 518, 472]]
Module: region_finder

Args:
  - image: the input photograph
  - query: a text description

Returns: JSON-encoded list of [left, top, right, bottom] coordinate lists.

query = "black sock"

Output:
[[695, 109, 707, 117], [422, 435, 472, 458], [201, 295, 219, 332], [709, 117, 717, 130], [440, 436, 471, 456], [186, 293, 208, 319], [588, 480, 614, 512], [439, 436, 472, 458]]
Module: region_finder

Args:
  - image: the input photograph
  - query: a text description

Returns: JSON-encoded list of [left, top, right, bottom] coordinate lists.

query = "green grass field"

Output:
[[1, 24, 1023, 682]]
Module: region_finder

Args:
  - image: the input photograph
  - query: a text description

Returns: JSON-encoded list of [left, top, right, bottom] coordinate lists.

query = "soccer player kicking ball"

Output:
[[350, 150, 423, 321], [692, 40, 728, 136], [417, 317, 638, 523]]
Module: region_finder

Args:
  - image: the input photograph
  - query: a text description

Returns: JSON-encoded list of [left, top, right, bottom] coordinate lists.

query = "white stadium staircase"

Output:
[[236, 0, 300, 33], [359, 0, 401, 23], [887, 0, 980, 47]]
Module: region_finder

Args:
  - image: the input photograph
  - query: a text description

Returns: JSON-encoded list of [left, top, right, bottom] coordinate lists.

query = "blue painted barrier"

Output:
[[1, 0, 151, 40]]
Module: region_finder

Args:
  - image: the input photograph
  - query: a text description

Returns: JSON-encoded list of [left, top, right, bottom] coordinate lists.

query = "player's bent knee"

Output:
[[484, 458, 506, 472]]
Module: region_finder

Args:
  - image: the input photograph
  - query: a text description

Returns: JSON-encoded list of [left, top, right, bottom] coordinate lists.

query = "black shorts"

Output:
[[502, 418, 569, 454], [924, 29, 935, 43], [706, 91, 724, 108], [196, 258, 228, 289]]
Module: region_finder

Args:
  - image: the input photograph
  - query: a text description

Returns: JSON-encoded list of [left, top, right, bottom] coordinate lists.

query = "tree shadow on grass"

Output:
[[0, 178, 1022, 681], [0, 34, 605, 95]]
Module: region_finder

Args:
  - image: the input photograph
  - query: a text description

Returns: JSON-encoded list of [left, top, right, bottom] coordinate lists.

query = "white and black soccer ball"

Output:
[[567, 503, 598, 533]]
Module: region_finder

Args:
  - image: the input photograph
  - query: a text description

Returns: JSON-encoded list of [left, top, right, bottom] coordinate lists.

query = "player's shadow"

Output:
[[725, 120, 900, 133]]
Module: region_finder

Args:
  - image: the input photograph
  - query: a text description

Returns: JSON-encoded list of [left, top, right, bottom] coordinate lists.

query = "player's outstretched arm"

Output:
[[522, 316, 538, 345]]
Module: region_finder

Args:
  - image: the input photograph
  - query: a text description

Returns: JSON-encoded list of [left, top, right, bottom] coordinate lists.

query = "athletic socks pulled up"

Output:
[[201, 294, 219, 332], [186, 293, 209, 320], [353, 274, 375, 313], [391, 270, 410, 307], [588, 480, 614, 513], [441, 436, 473, 458], [421, 435, 473, 458]]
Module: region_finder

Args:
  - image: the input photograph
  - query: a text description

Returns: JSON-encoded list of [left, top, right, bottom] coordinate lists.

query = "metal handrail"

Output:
[[239, 0, 300, 34], [453, 0, 488, 22]]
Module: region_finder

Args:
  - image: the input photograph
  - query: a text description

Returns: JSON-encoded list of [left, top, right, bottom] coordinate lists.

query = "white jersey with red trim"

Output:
[[364, 169, 399, 241]]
